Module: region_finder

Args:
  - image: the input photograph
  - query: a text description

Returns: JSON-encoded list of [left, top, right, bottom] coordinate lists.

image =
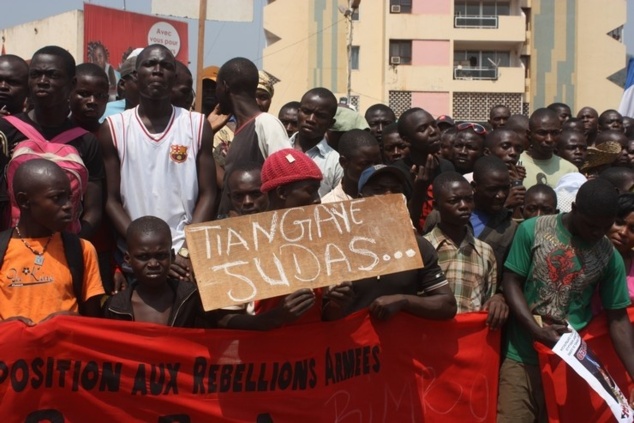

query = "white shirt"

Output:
[[290, 133, 343, 197]]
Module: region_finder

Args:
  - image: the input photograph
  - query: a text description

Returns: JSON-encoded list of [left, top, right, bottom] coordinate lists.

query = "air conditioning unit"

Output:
[[390, 5, 401, 13], [390, 56, 401, 65]]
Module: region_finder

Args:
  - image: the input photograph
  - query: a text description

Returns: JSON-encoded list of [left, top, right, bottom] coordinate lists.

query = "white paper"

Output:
[[152, 0, 254, 22], [552, 327, 633, 423]]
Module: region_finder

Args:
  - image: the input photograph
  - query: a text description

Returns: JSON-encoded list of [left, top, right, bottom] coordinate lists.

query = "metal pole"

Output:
[[195, 0, 207, 113], [346, 0, 352, 103]]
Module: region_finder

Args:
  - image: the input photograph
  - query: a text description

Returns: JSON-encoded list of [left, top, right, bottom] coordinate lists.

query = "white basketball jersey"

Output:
[[107, 106, 204, 249]]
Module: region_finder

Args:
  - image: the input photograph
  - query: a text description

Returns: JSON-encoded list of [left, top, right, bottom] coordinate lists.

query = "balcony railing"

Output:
[[454, 15, 498, 28], [453, 67, 498, 80]]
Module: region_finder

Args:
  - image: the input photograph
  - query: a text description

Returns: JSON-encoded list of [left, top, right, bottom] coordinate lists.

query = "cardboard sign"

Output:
[[185, 194, 422, 311]]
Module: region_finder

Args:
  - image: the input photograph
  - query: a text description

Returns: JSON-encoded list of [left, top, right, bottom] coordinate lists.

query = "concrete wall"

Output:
[[1, 10, 84, 62]]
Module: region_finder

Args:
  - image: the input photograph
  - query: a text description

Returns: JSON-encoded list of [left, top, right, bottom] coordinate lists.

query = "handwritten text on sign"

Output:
[[185, 194, 422, 311]]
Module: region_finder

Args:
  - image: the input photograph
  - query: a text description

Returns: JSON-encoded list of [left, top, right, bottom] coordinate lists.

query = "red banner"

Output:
[[0, 311, 499, 422], [537, 308, 634, 423], [83, 4, 189, 96]]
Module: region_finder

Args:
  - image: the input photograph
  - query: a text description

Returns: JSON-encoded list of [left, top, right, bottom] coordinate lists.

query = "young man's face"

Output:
[[279, 107, 299, 138], [360, 173, 404, 197], [436, 181, 474, 227], [599, 111, 623, 132], [125, 231, 172, 288], [29, 54, 73, 109], [608, 211, 634, 254], [256, 88, 272, 113], [571, 207, 615, 244], [521, 192, 557, 220], [227, 170, 268, 216], [555, 133, 587, 169], [0, 58, 28, 114], [279, 180, 321, 208], [25, 171, 73, 232], [297, 94, 335, 142], [365, 109, 395, 142], [488, 107, 510, 129], [342, 145, 382, 182], [170, 70, 193, 109], [382, 132, 410, 164], [577, 107, 599, 135], [70, 74, 109, 125], [485, 131, 524, 167], [452, 131, 484, 174], [402, 110, 441, 158], [529, 116, 561, 159], [472, 170, 510, 214], [136, 47, 176, 100]]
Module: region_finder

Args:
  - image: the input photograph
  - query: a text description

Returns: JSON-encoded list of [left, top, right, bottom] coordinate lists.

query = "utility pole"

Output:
[[195, 0, 207, 113], [346, 0, 353, 102]]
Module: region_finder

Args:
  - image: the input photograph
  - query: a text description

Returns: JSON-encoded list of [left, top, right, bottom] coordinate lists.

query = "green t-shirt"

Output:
[[520, 151, 578, 189], [503, 214, 630, 365]]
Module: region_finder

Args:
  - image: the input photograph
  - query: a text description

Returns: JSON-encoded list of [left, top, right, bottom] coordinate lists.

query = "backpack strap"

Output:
[[5, 115, 88, 145], [60, 232, 85, 315], [4, 116, 46, 143], [0, 228, 14, 265]]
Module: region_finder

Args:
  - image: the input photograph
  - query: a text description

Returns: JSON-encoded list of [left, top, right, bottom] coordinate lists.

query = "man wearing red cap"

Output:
[[217, 148, 323, 330]]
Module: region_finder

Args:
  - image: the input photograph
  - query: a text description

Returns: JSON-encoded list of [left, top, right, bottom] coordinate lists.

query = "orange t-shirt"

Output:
[[0, 233, 104, 322]]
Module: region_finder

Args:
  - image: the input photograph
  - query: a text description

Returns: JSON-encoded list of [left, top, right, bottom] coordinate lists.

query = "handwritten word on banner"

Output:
[[185, 194, 422, 311]]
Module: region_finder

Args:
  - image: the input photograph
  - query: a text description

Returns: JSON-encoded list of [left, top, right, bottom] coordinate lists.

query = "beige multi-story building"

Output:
[[264, 0, 626, 120]]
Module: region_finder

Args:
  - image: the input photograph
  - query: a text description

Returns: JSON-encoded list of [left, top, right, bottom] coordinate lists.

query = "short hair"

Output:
[[279, 101, 300, 114], [0, 54, 28, 75], [226, 161, 262, 187], [32, 45, 75, 78], [135, 44, 175, 69], [599, 109, 623, 126], [595, 130, 627, 146], [432, 171, 469, 200], [217, 57, 258, 96], [397, 107, 426, 137], [473, 156, 508, 183], [616, 193, 634, 219], [126, 216, 172, 246], [365, 104, 396, 121], [382, 122, 399, 137], [484, 128, 518, 150], [557, 129, 585, 147], [506, 114, 529, 132], [525, 184, 557, 206], [562, 117, 584, 131], [575, 178, 619, 218], [547, 102, 571, 112], [301, 87, 338, 117], [75, 63, 108, 83], [175, 60, 192, 77], [489, 105, 510, 118], [338, 129, 379, 159], [599, 167, 634, 190], [529, 108, 559, 130]]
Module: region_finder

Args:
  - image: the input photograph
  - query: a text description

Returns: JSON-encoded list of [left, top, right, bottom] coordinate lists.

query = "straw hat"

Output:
[[579, 141, 621, 172]]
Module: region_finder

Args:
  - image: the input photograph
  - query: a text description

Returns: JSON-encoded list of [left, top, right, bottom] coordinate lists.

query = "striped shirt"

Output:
[[424, 226, 497, 313]]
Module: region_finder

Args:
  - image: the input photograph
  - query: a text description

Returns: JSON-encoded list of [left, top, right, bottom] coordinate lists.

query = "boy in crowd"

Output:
[[598, 109, 624, 132], [521, 184, 558, 220], [381, 123, 410, 164], [452, 122, 486, 175], [278, 101, 300, 138], [223, 162, 268, 217], [577, 106, 599, 146], [424, 172, 506, 329], [323, 164, 457, 322], [364, 103, 396, 143], [70, 63, 110, 133], [217, 149, 323, 330], [498, 178, 634, 421], [103, 216, 206, 327], [488, 105, 511, 130], [0, 160, 103, 324], [291, 87, 342, 197], [520, 108, 577, 188], [321, 129, 381, 203], [555, 129, 587, 170]]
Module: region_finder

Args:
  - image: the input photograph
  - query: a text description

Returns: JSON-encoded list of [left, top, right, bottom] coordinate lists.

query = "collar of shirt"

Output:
[[290, 133, 329, 158], [428, 225, 482, 257]]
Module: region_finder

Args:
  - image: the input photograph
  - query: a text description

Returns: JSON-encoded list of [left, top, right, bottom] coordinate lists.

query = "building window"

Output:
[[390, 0, 412, 14], [389, 40, 412, 65], [351, 46, 360, 70], [454, 0, 510, 28], [453, 50, 510, 80]]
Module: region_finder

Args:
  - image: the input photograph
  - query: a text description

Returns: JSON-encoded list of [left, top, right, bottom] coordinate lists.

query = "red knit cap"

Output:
[[260, 149, 323, 193]]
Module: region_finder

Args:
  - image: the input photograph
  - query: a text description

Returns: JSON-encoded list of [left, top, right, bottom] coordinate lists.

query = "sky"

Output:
[[0, 0, 266, 78]]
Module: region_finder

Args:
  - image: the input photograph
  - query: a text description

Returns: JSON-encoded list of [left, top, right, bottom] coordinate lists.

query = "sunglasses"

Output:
[[456, 122, 488, 135]]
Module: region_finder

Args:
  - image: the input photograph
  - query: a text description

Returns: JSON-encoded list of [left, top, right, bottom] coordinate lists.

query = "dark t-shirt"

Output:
[[0, 113, 105, 183], [342, 235, 449, 315]]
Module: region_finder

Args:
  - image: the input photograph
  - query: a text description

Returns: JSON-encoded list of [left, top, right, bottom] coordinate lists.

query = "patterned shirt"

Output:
[[424, 226, 497, 313]]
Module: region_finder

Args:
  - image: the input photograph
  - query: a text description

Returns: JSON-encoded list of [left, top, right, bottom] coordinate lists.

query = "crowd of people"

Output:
[[0, 42, 633, 421]]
